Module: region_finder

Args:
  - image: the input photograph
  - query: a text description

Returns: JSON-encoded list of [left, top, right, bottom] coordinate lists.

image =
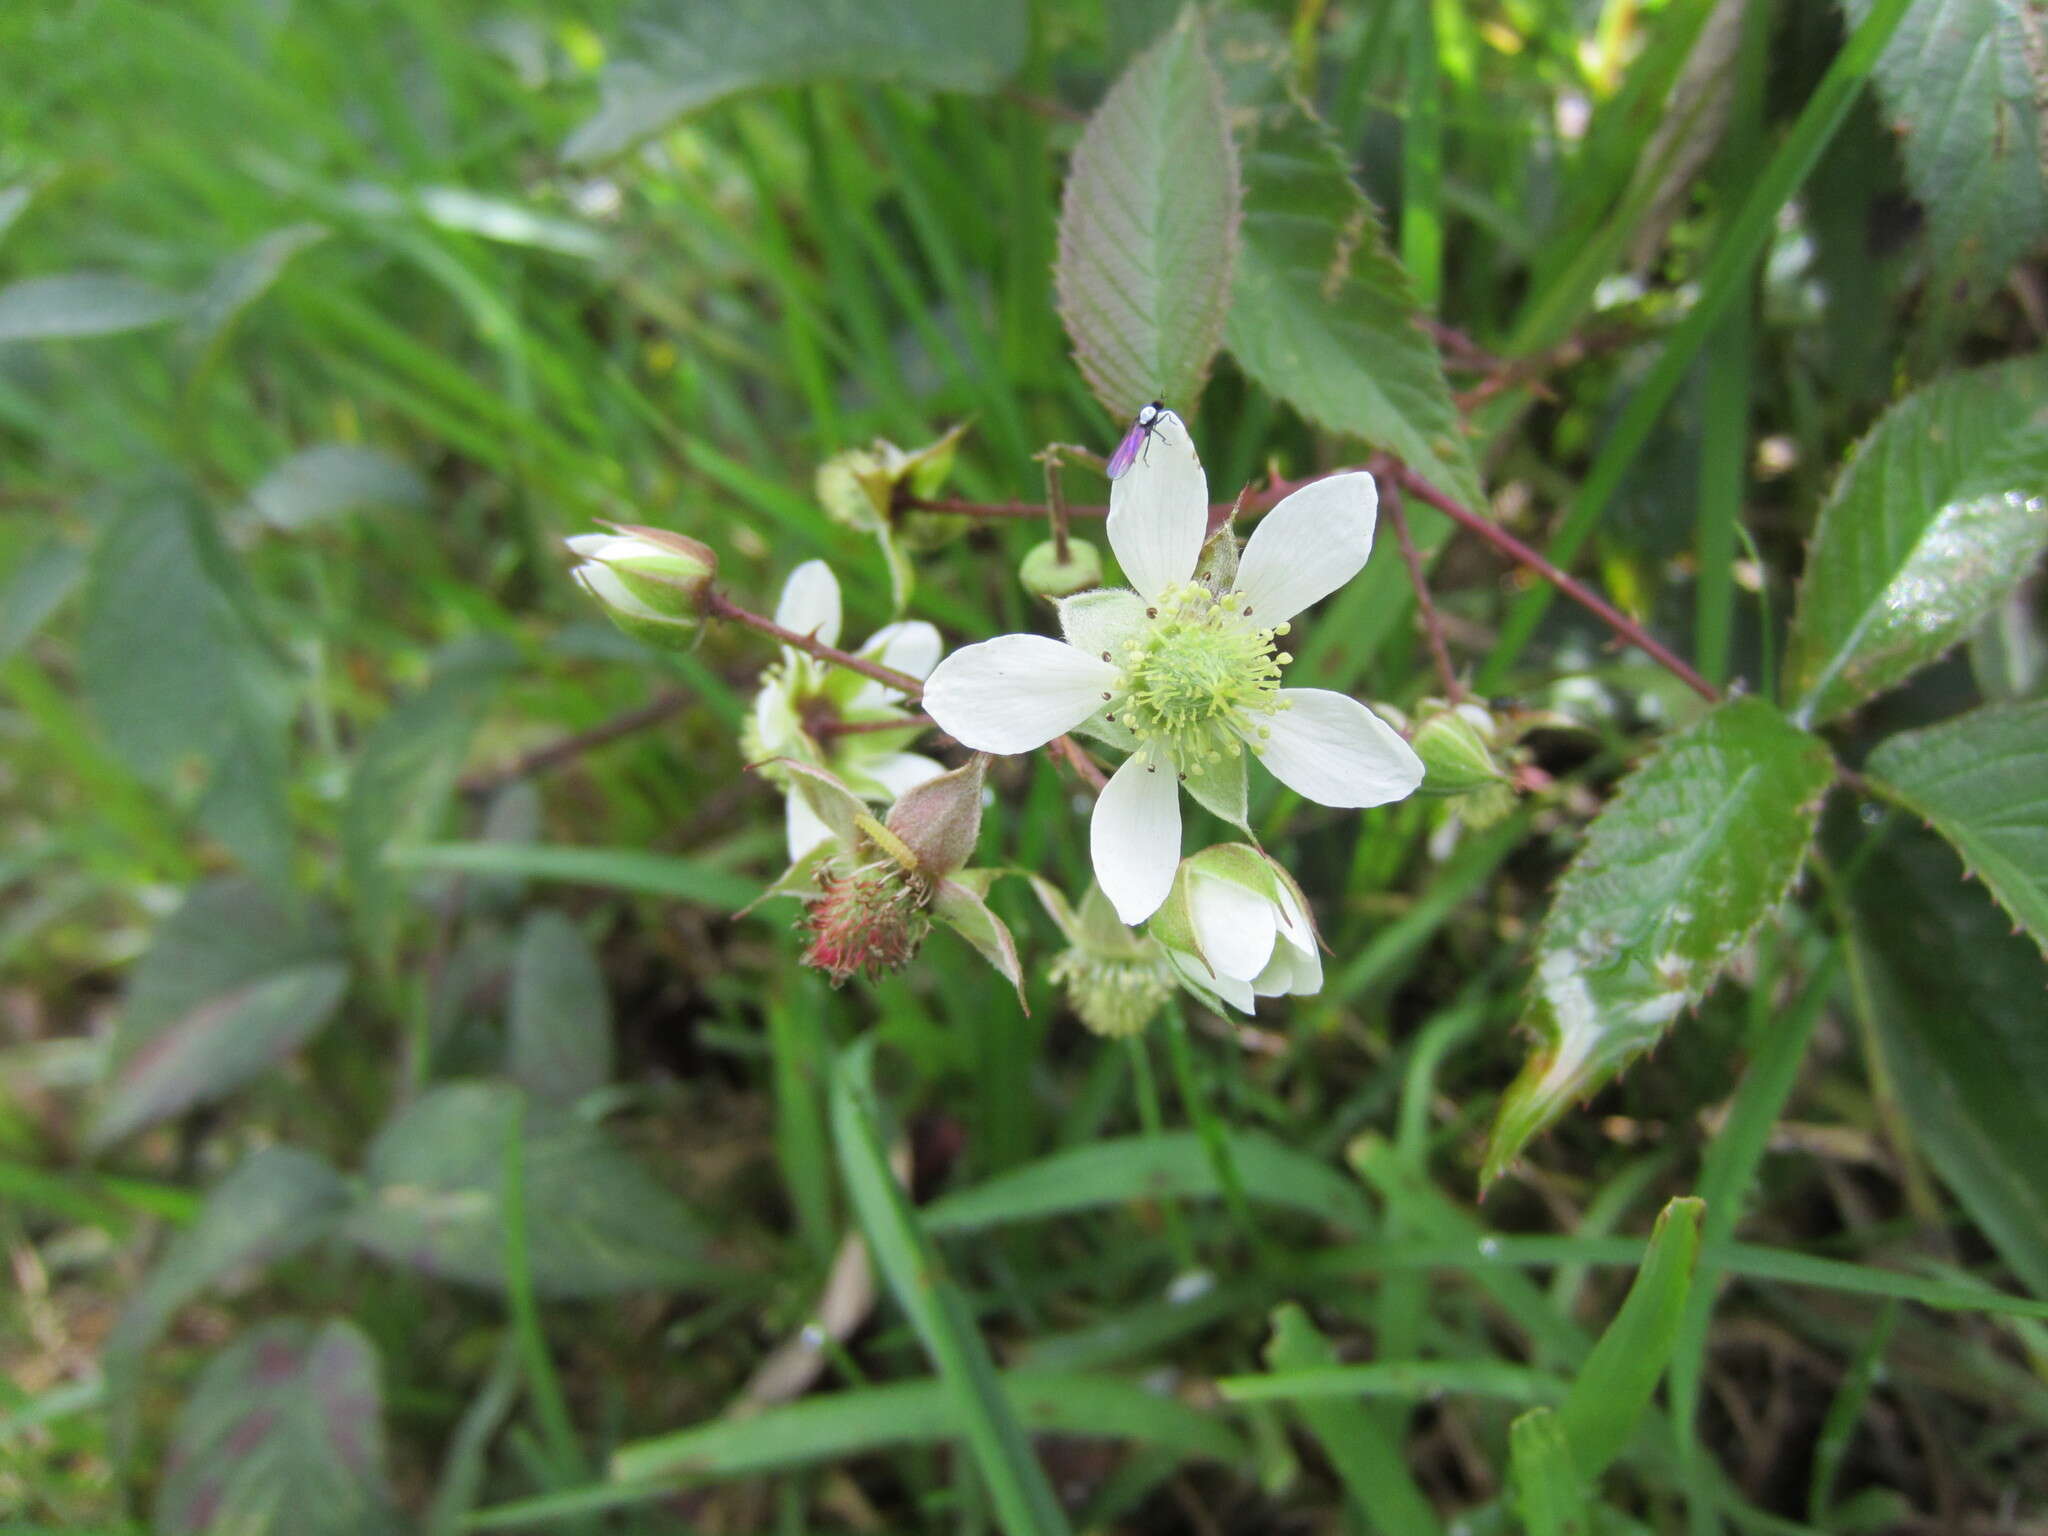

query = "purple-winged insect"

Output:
[[1106, 400, 1170, 480]]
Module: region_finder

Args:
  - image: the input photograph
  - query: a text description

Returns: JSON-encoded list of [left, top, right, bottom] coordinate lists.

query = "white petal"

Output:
[[1106, 408, 1207, 599], [1252, 937, 1321, 997], [924, 635, 1119, 754], [1057, 588, 1147, 663], [861, 620, 943, 680], [1187, 871, 1278, 983], [775, 559, 842, 646], [785, 788, 833, 861], [846, 619, 945, 710], [861, 751, 946, 800], [1168, 949, 1256, 1014], [574, 563, 663, 620], [1249, 688, 1425, 808], [752, 681, 802, 758], [566, 532, 630, 559], [1090, 748, 1182, 924], [1234, 472, 1378, 625]]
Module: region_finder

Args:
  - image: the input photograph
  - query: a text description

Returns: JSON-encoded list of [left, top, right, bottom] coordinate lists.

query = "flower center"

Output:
[[1113, 583, 1292, 765]]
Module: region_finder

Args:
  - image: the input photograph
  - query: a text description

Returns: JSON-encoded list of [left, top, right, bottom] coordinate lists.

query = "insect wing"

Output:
[[1105, 421, 1145, 480]]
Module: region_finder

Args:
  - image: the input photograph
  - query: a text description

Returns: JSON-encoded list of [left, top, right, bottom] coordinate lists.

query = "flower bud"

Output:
[[883, 754, 987, 881], [567, 524, 716, 645], [1150, 844, 1321, 1013], [1411, 701, 1512, 799], [1018, 537, 1103, 598]]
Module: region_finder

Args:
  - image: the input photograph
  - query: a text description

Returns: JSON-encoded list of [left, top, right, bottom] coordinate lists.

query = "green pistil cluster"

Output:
[[1110, 582, 1292, 765], [1049, 947, 1172, 1037]]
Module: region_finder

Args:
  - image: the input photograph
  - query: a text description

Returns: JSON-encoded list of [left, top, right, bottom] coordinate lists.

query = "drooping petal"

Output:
[[1057, 588, 1147, 663], [1090, 748, 1182, 924], [1234, 472, 1379, 626], [775, 559, 842, 647], [1167, 948, 1255, 1014], [1249, 688, 1425, 808], [785, 787, 834, 861], [860, 751, 948, 800], [1105, 408, 1207, 599], [924, 634, 1119, 754], [1187, 870, 1278, 982], [1252, 934, 1321, 997]]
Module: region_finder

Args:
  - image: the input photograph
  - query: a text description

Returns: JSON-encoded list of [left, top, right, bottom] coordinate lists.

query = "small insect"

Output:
[[1106, 400, 1171, 480]]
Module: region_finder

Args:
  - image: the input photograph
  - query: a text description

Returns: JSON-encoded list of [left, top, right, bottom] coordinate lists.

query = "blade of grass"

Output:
[[1401, 0, 1443, 311], [1670, 945, 1842, 1528], [831, 1039, 1072, 1536], [1510, 1406, 1590, 1536], [1255, 1305, 1445, 1536], [500, 1099, 586, 1486], [1217, 1357, 1562, 1406], [921, 1130, 1373, 1236], [1557, 1195, 1702, 1479], [388, 841, 768, 909], [1478, 0, 1916, 691]]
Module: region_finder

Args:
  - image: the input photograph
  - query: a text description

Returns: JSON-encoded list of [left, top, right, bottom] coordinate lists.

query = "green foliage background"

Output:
[[2, 0, 2046, 1531]]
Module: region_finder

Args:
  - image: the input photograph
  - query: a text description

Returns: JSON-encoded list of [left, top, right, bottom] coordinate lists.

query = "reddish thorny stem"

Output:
[[904, 454, 1720, 704], [496, 444, 1710, 794]]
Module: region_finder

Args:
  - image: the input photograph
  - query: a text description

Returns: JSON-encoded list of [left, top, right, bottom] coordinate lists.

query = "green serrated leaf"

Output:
[[342, 643, 512, 964], [508, 910, 615, 1103], [1855, 830, 2048, 1297], [154, 1319, 402, 1536], [565, 0, 1026, 162], [1846, 0, 2048, 331], [1866, 701, 2048, 957], [343, 1081, 716, 1298], [1224, 95, 1482, 513], [105, 1147, 348, 1460], [80, 495, 265, 787], [89, 880, 350, 1150], [1054, 6, 1240, 420], [1786, 355, 2048, 726], [1485, 699, 1834, 1181]]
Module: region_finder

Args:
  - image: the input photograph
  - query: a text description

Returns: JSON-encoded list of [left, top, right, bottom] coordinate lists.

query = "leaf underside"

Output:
[[1054, 6, 1241, 421]]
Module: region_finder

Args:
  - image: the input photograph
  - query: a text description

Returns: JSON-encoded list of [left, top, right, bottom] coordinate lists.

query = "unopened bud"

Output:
[[567, 524, 716, 645], [1152, 844, 1322, 1009], [884, 754, 987, 880], [1019, 538, 1103, 598], [1411, 702, 1510, 798]]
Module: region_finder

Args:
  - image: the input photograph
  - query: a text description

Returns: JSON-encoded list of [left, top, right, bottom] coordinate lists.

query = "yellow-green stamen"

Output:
[[1111, 583, 1291, 765]]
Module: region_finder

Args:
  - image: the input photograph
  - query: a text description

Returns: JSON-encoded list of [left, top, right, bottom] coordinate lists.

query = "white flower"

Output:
[[921, 410, 1424, 922], [745, 560, 946, 860], [1151, 844, 1322, 1014]]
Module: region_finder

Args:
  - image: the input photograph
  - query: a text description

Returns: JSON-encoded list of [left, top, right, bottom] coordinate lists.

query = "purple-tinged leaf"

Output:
[[88, 880, 349, 1150], [155, 1319, 401, 1536]]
